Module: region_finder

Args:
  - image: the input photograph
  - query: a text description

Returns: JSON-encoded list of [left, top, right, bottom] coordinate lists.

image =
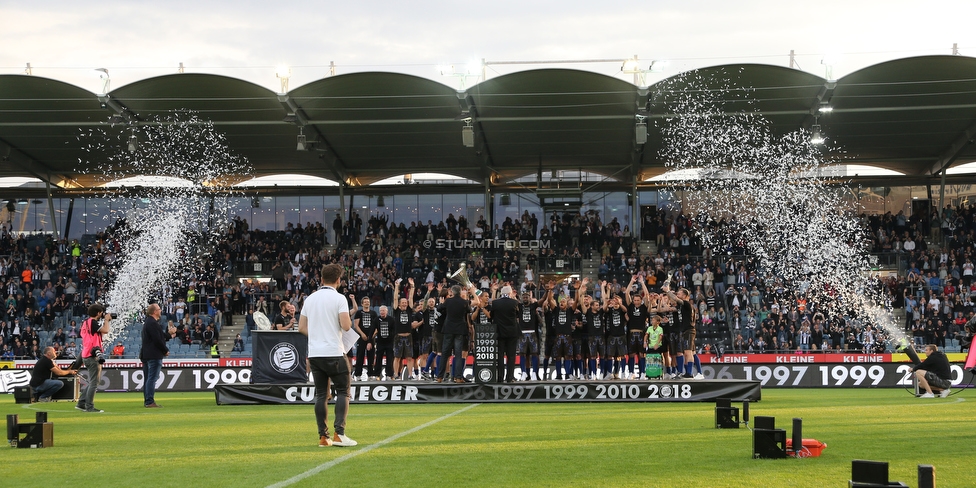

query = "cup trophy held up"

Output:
[[449, 262, 482, 296]]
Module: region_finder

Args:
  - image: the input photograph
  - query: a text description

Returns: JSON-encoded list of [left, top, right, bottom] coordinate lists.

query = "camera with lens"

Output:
[[90, 346, 106, 364]]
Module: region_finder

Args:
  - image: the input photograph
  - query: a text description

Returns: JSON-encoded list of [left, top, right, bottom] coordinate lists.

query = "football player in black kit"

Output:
[[545, 282, 576, 381], [392, 279, 417, 380], [541, 281, 558, 380], [624, 274, 651, 380], [663, 282, 697, 379], [605, 289, 629, 380], [656, 289, 681, 378], [580, 281, 607, 380], [413, 283, 438, 380], [571, 279, 589, 380], [351, 296, 377, 380], [373, 306, 396, 380], [516, 291, 543, 381]]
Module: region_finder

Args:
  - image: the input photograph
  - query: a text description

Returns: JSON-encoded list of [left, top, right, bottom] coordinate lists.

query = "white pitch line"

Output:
[[267, 403, 480, 488]]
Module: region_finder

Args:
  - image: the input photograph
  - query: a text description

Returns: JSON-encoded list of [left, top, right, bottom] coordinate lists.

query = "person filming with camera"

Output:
[[77, 303, 111, 413], [30, 346, 77, 402], [913, 344, 952, 398]]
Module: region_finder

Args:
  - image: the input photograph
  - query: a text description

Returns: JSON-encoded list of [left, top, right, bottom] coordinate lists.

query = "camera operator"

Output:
[[913, 344, 952, 398], [77, 303, 111, 413], [30, 346, 77, 402]]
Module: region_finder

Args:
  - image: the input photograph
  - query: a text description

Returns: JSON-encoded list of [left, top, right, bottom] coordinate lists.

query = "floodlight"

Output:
[[276, 65, 291, 93], [810, 125, 824, 145], [621, 59, 640, 72], [127, 131, 138, 153], [635, 120, 647, 145]]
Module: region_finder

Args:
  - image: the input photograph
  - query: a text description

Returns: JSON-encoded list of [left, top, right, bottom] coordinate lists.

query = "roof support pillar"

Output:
[[938, 169, 947, 217], [485, 177, 492, 229], [46, 180, 59, 239], [631, 174, 638, 240]]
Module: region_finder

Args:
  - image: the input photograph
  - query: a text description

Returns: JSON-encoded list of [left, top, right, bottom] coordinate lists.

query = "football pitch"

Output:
[[2, 388, 972, 487]]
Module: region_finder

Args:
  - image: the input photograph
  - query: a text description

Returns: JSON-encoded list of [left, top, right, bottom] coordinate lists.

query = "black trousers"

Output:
[[497, 335, 519, 383]]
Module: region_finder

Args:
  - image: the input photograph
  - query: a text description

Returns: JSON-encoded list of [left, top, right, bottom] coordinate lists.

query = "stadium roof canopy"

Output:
[[2, 55, 976, 190]]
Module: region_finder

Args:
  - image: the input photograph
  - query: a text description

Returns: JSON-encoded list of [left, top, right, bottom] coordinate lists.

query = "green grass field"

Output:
[[2, 389, 972, 487]]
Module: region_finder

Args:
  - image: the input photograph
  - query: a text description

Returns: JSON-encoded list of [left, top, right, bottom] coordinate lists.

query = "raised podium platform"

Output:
[[215, 379, 761, 405]]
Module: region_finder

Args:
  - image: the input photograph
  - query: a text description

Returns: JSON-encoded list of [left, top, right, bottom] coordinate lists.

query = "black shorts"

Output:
[[588, 336, 606, 357], [628, 331, 644, 355], [393, 335, 414, 358], [924, 371, 951, 390], [418, 336, 433, 355], [432, 331, 443, 354], [606, 335, 627, 358], [552, 334, 573, 358], [517, 331, 539, 355], [573, 338, 585, 358], [666, 332, 682, 356], [680, 329, 696, 352]]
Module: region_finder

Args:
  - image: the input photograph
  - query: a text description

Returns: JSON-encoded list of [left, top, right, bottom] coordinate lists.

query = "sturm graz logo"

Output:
[[478, 368, 494, 382], [270, 343, 300, 374]]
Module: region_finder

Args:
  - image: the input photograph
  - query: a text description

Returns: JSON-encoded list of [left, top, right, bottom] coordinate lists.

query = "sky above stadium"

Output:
[[2, 0, 975, 93]]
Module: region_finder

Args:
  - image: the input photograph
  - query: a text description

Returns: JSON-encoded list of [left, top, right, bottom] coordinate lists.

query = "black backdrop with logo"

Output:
[[251, 331, 308, 384]]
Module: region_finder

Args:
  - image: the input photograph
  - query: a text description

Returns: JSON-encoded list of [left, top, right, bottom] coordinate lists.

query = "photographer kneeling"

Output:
[[913, 344, 952, 398], [30, 346, 77, 402]]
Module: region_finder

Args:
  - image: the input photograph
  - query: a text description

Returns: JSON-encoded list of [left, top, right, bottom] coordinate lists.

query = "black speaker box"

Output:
[[715, 406, 739, 428], [752, 428, 787, 459]]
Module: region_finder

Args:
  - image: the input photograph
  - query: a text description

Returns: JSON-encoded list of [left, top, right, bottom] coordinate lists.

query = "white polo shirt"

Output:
[[301, 286, 348, 358]]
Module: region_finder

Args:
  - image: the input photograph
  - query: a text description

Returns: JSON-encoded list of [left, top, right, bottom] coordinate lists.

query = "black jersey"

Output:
[[661, 309, 676, 335], [376, 314, 394, 340], [628, 303, 649, 331], [474, 305, 491, 326], [519, 302, 540, 332], [552, 307, 574, 335], [420, 309, 437, 336], [676, 299, 693, 332], [572, 310, 585, 338], [606, 307, 627, 336], [585, 308, 605, 336], [394, 308, 413, 334], [414, 311, 430, 337], [354, 309, 378, 339]]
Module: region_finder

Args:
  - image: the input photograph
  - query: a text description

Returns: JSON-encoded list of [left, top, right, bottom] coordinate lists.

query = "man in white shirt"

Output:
[[299, 263, 358, 448]]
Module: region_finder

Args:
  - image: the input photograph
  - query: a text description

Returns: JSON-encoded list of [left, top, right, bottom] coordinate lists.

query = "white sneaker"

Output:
[[694, 373, 704, 380], [919, 392, 935, 398], [939, 389, 950, 398], [529, 372, 538, 381], [332, 433, 358, 447]]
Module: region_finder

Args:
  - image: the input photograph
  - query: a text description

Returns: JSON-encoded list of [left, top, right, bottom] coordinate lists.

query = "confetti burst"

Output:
[[79, 110, 252, 343], [655, 70, 906, 346]]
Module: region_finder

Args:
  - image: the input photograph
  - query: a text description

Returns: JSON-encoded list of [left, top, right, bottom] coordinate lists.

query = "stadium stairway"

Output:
[[215, 315, 246, 358]]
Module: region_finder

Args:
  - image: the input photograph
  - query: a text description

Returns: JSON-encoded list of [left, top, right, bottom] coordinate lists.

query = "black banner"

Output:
[[214, 380, 762, 405], [71, 367, 252, 392], [251, 331, 308, 384], [473, 323, 499, 383], [699, 362, 971, 388], [8, 362, 969, 395]]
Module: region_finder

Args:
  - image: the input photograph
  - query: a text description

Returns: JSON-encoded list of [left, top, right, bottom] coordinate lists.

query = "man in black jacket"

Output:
[[436, 285, 476, 383], [142, 303, 176, 408], [913, 344, 952, 398], [491, 285, 521, 383]]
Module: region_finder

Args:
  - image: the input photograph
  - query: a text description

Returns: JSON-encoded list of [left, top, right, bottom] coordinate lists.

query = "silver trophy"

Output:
[[449, 262, 482, 296], [662, 273, 673, 291]]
